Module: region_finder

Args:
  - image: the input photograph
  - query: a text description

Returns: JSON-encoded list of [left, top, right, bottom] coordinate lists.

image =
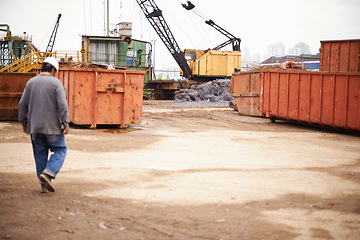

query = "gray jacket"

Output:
[[18, 73, 69, 135]]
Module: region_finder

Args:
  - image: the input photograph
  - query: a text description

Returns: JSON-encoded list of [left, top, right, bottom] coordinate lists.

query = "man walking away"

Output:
[[18, 57, 69, 193]]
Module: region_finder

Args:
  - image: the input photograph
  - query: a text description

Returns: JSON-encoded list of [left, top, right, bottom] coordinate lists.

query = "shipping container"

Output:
[[261, 70, 360, 131], [0, 72, 36, 120], [35, 68, 145, 128], [320, 39, 360, 72]]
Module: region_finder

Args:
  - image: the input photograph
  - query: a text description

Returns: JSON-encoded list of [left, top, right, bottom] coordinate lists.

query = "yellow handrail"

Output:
[[0, 50, 92, 72], [0, 51, 44, 72]]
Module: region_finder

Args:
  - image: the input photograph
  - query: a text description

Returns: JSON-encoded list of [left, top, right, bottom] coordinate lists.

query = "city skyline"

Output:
[[243, 41, 315, 63]]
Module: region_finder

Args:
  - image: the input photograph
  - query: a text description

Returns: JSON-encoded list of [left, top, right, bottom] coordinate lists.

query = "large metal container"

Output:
[[320, 39, 360, 72], [261, 70, 360, 131], [230, 71, 262, 116], [0, 72, 36, 120], [35, 68, 145, 128]]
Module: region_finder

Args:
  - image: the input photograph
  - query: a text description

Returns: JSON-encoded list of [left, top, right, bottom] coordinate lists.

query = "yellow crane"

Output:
[[136, 0, 241, 81]]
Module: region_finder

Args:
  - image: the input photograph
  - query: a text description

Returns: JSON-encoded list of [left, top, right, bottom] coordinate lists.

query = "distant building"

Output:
[[288, 42, 311, 55], [251, 53, 261, 62], [242, 47, 262, 70], [261, 53, 319, 64], [260, 53, 320, 70], [242, 47, 261, 63], [242, 48, 251, 61], [268, 42, 285, 57]]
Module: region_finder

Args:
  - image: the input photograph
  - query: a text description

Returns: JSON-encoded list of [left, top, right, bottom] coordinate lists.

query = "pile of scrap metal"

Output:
[[62, 61, 126, 70], [174, 79, 234, 104]]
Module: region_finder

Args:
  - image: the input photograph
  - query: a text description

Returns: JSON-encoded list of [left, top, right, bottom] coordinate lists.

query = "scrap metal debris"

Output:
[[246, 61, 304, 71], [60, 61, 126, 70], [174, 79, 234, 105]]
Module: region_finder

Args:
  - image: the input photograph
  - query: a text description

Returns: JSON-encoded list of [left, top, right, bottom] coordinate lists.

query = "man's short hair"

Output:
[[41, 62, 56, 73]]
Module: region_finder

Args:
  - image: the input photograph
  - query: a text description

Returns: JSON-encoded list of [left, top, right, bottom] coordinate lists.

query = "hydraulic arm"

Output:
[[135, 0, 192, 78]]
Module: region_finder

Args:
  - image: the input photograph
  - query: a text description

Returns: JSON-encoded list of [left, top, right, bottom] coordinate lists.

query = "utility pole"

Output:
[[107, 0, 110, 36], [152, 39, 156, 80]]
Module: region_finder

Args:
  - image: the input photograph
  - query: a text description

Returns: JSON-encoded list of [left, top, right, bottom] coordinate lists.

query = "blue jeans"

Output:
[[31, 134, 67, 179]]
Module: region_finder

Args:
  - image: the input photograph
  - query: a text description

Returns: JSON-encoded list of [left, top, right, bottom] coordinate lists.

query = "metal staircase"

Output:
[[0, 51, 47, 72]]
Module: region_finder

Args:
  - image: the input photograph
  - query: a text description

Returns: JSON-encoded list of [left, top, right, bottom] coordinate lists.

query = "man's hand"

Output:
[[63, 127, 69, 135], [22, 124, 28, 134]]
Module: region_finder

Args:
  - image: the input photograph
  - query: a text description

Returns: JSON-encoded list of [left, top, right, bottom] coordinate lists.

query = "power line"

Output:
[[38, 17, 58, 50], [157, 0, 198, 48], [90, 0, 93, 35], [83, 0, 87, 35]]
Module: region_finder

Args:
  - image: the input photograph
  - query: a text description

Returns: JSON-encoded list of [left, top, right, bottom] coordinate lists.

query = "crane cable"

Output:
[[176, 0, 209, 21], [157, 0, 198, 48], [184, 5, 214, 47], [38, 16, 58, 51], [175, 0, 214, 47]]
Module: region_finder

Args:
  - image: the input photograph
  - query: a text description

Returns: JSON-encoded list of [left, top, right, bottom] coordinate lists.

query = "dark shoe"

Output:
[[39, 173, 55, 192], [40, 184, 48, 193]]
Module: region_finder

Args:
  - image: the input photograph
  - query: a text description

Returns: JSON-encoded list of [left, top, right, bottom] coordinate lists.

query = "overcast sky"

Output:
[[1, 0, 360, 69]]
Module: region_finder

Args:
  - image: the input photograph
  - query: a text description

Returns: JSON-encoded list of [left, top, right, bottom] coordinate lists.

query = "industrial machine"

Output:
[[0, 14, 61, 72], [0, 24, 34, 68], [136, 0, 242, 81]]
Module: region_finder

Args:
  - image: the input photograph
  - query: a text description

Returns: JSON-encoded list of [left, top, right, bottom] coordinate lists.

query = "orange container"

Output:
[[230, 71, 262, 116], [0, 72, 36, 120], [261, 70, 360, 131], [320, 39, 360, 72], [35, 68, 145, 128], [231, 39, 360, 131]]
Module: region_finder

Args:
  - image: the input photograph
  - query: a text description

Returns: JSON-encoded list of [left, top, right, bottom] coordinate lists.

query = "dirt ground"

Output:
[[0, 100, 359, 240]]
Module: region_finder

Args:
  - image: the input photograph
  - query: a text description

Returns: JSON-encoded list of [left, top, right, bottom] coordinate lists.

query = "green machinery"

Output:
[[81, 33, 153, 98]]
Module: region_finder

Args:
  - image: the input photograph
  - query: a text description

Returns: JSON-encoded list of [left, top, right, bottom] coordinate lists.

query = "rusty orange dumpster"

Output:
[[34, 68, 145, 128], [261, 70, 360, 131], [320, 39, 360, 72], [0, 72, 36, 120], [230, 71, 262, 116], [63, 68, 145, 128], [231, 39, 360, 132]]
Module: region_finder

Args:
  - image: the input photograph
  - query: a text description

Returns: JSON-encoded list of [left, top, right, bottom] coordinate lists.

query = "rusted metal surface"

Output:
[[0, 72, 36, 120], [261, 70, 360, 131], [320, 39, 360, 72], [229, 39, 360, 132], [57, 68, 145, 128], [230, 71, 262, 116], [34, 68, 145, 128]]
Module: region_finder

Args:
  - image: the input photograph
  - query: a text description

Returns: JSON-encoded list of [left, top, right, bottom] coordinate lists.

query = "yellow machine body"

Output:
[[182, 49, 241, 80]]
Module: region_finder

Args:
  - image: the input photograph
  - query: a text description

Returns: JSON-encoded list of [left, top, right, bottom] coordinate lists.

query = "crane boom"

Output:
[[45, 14, 62, 52], [135, 0, 192, 78]]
